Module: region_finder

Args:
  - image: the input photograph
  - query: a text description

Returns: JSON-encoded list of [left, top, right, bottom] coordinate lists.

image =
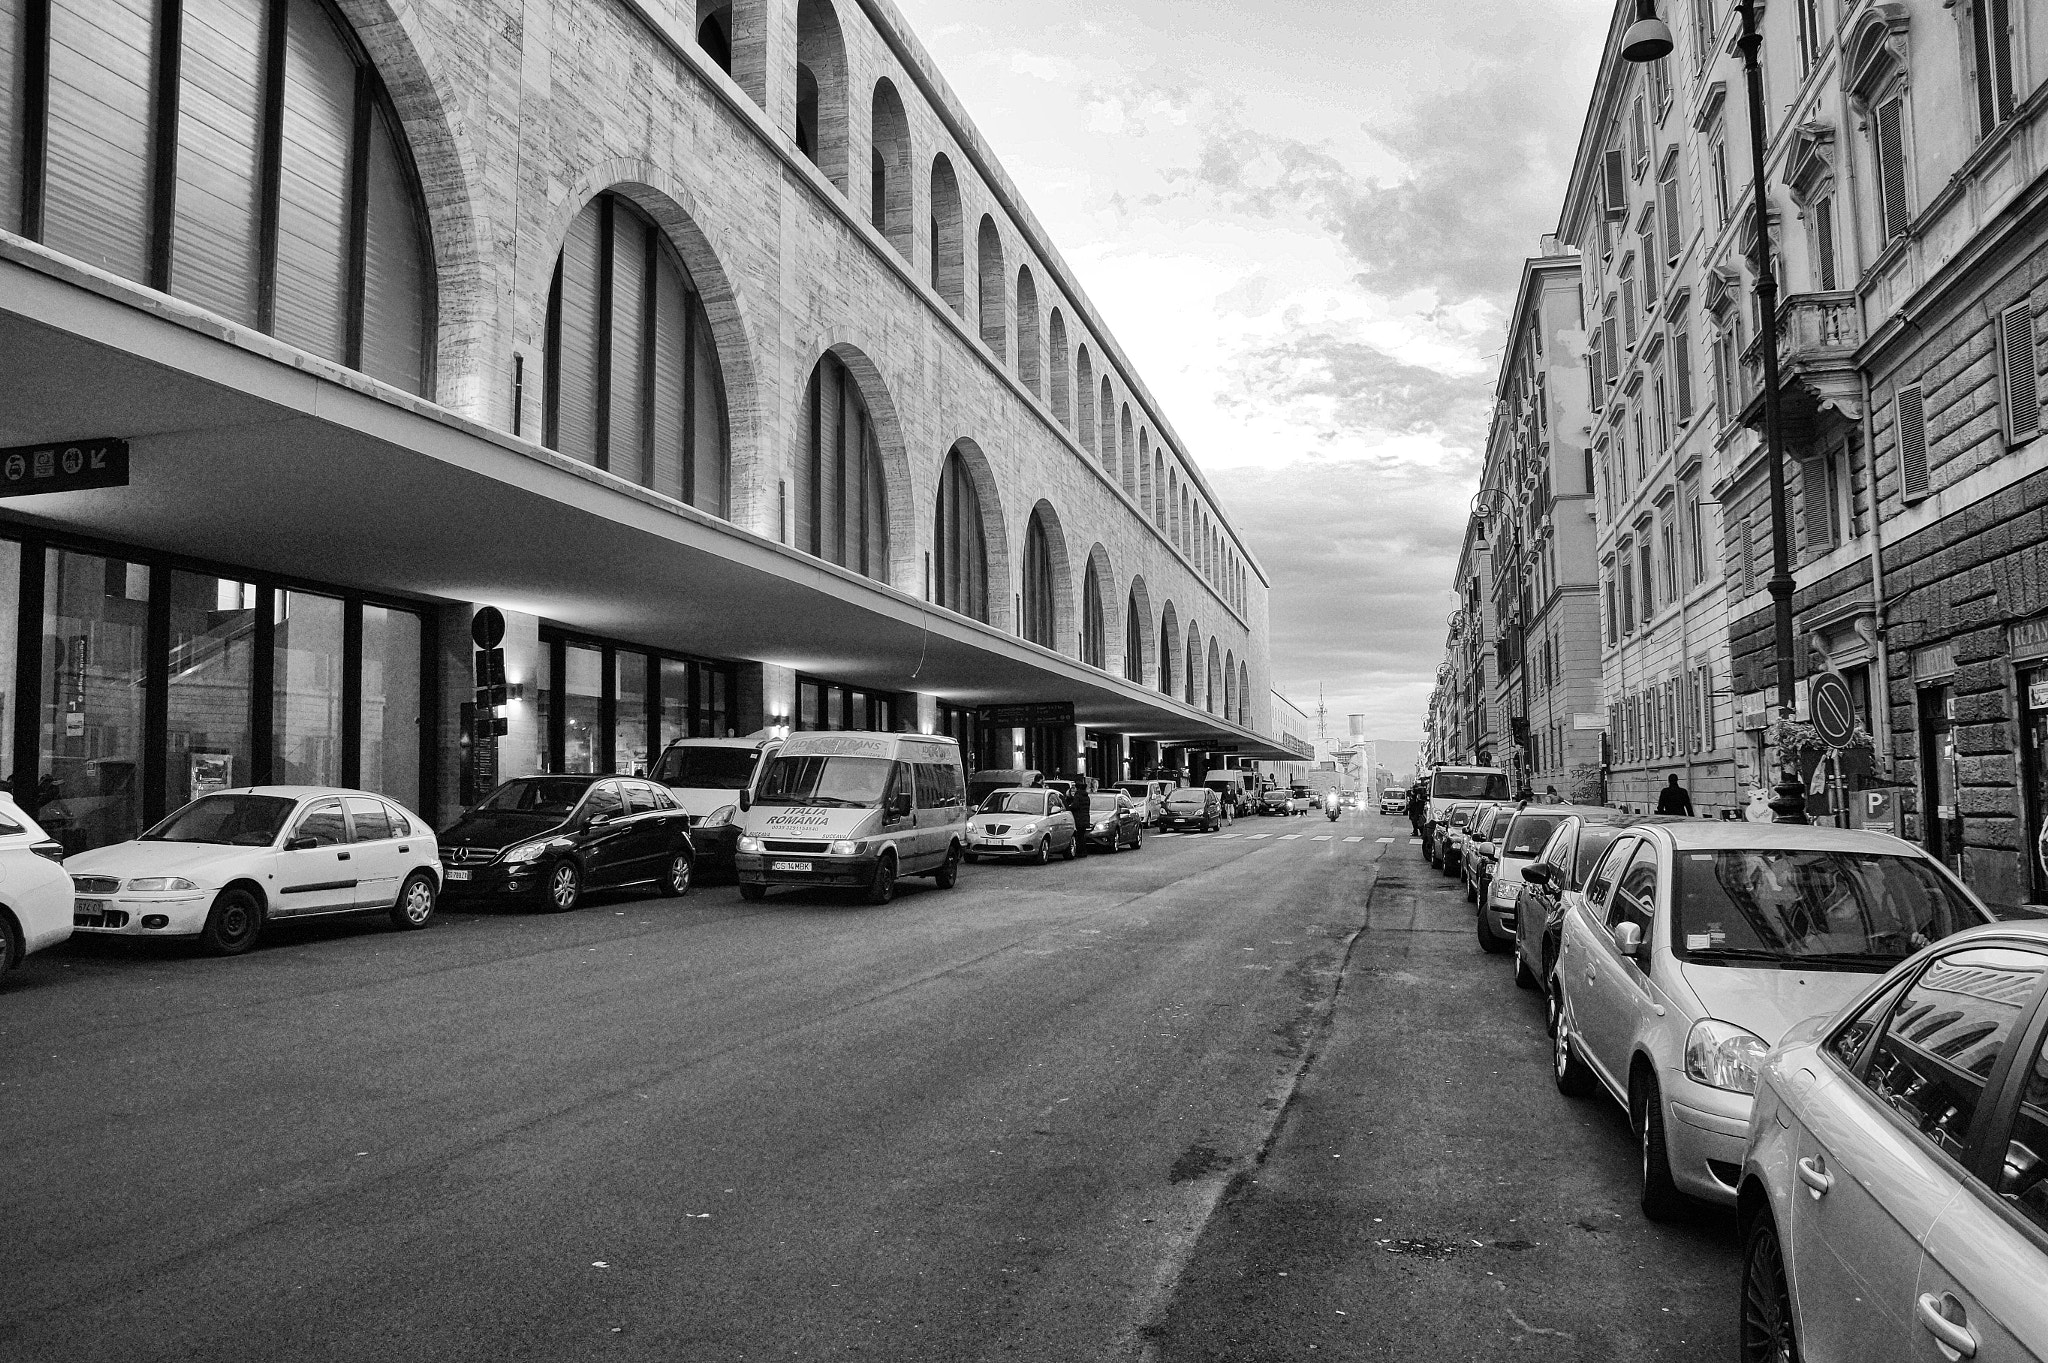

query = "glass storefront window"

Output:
[[362, 604, 421, 811], [697, 662, 729, 737], [799, 681, 821, 731], [659, 658, 691, 752], [536, 640, 554, 773], [39, 550, 149, 852], [166, 573, 255, 813], [615, 650, 649, 775], [0, 539, 17, 793], [273, 592, 346, 786], [563, 643, 603, 773]]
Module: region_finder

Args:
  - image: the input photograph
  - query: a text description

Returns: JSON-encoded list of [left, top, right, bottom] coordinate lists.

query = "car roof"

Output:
[[1630, 821, 1933, 852], [198, 785, 397, 801]]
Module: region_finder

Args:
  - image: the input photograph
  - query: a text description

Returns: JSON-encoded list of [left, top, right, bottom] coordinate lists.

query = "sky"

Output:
[[893, 0, 1614, 746]]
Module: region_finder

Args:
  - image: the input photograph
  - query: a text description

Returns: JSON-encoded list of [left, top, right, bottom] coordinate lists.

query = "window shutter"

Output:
[[1814, 196, 1838, 291], [172, 0, 267, 329], [2001, 302, 2039, 442], [1992, 0, 2015, 121], [359, 104, 430, 395], [1603, 148, 1628, 220], [42, 0, 157, 283], [1896, 383, 1929, 501], [1604, 316, 1621, 382], [1673, 331, 1694, 418], [1800, 456, 1833, 548], [1875, 96, 1909, 240], [272, 0, 359, 364], [1660, 173, 1682, 260]]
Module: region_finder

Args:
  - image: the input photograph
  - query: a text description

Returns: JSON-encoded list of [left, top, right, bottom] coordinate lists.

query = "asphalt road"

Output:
[[0, 812, 1736, 1361]]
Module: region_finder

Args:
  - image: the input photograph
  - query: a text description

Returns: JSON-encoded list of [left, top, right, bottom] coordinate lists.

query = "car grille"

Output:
[[75, 908, 129, 928], [441, 847, 499, 866], [70, 876, 120, 896], [763, 840, 830, 853], [977, 824, 1012, 836]]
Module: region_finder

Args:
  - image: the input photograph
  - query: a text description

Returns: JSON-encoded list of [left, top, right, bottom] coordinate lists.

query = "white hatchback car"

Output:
[[65, 787, 442, 956], [0, 792, 76, 972]]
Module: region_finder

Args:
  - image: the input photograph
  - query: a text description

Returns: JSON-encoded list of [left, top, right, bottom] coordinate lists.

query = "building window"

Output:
[[1, 0, 434, 392], [799, 351, 891, 583], [1660, 516, 1679, 601], [1081, 557, 1106, 669], [796, 676, 896, 733], [1620, 545, 1637, 629], [1157, 608, 1177, 696], [697, 4, 734, 72], [544, 191, 730, 515], [1684, 483, 1707, 585], [1795, 0, 1823, 76], [793, 0, 847, 186], [933, 444, 988, 622], [869, 79, 911, 257], [1968, 0, 2017, 137], [1813, 194, 1839, 290], [1710, 133, 1732, 228], [1871, 89, 1911, 241], [2000, 302, 2041, 445], [929, 155, 964, 314], [1021, 510, 1058, 649], [1672, 330, 1694, 419], [977, 216, 1006, 359], [1124, 586, 1146, 684], [1638, 534, 1656, 621]]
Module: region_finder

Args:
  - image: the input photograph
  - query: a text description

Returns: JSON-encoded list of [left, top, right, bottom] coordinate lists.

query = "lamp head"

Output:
[[1621, 1, 1674, 62]]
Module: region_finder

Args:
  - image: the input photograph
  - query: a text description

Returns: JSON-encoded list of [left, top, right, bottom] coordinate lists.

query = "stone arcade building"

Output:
[[0, 0, 1282, 852]]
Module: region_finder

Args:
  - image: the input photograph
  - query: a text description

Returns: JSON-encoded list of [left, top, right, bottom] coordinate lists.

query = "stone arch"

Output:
[[1020, 500, 1075, 653], [1168, 468, 1180, 544], [1124, 575, 1153, 685], [1137, 429, 1152, 514], [1016, 265, 1042, 395], [794, 0, 848, 189], [535, 168, 764, 525], [1080, 543, 1113, 670], [868, 79, 911, 258], [1184, 620, 1203, 708], [1224, 650, 1237, 721], [1119, 406, 1137, 496], [1076, 346, 1096, 453], [1098, 377, 1115, 470], [934, 436, 1012, 629], [1157, 600, 1180, 697], [793, 336, 916, 587], [1206, 638, 1223, 714], [927, 156, 966, 317], [1238, 661, 1251, 726], [977, 216, 1007, 358], [695, 1, 733, 74], [1048, 309, 1070, 427]]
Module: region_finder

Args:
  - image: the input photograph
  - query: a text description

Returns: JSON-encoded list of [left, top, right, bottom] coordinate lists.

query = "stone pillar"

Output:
[[735, 661, 798, 736]]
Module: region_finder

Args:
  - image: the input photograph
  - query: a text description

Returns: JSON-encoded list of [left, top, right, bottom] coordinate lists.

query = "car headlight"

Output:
[[1489, 878, 1521, 905], [1685, 1019, 1770, 1095], [1093, 820, 1111, 832], [125, 876, 198, 892], [828, 840, 862, 856], [736, 835, 764, 854], [1018, 821, 1040, 835], [501, 841, 552, 864], [698, 805, 736, 828]]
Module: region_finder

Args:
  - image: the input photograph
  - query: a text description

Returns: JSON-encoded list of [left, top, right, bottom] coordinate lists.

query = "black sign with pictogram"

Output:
[[0, 438, 129, 498], [1809, 670, 1858, 749]]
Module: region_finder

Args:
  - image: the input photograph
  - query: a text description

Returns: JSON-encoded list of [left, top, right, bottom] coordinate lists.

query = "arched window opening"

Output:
[[1119, 406, 1137, 496], [1016, 265, 1042, 395], [1, 0, 435, 392], [696, 2, 734, 73], [799, 351, 889, 582], [1238, 662, 1250, 726], [1021, 511, 1057, 649], [544, 191, 730, 515], [977, 216, 1006, 357], [1097, 378, 1115, 469], [1168, 470, 1180, 543], [1185, 630, 1200, 707], [1048, 309, 1071, 427], [1181, 489, 1192, 553], [1076, 348, 1097, 452], [929, 155, 964, 314], [794, 0, 846, 188], [1224, 651, 1237, 721], [1206, 640, 1222, 714], [1138, 430, 1152, 511], [1081, 557, 1105, 669], [1124, 586, 1146, 684], [1158, 604, 1178, 696], [933, 444, 988, 622], [869, 79, 910, 258]]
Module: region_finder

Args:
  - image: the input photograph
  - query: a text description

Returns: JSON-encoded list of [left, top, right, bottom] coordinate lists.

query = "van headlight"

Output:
[[828, 840, 862, 856], [1685, 1020, 1769, 1094], [699, 805, 736, 828], [126, 877, 198, 892], [736, 835, 764, 854], [502, 841, 551, 864]]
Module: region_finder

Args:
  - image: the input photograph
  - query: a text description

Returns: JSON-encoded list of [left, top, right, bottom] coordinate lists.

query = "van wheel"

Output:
[[934, 844, 962, 889], [863, 853, 898, 905]]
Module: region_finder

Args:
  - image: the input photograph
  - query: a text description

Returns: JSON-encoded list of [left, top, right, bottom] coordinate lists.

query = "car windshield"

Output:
[[1503, 814, 1565, 858], [1447, 805, 1475, 827], [980, 791, 1048, 815], [142, 794, 297, 845], [756, 755, 893, 808], [1674, 849, 1984, 967], [1115, 784, 1151, 799], [1434, 771, 1511, 800], [651, 746, 757, 790], [477, 778, 591, 817], [1169, 789, 1207, 804]]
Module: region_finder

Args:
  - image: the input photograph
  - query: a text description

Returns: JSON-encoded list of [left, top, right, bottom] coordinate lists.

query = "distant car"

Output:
[[1162, 786, 1224, 832], [65, 787, 442, 956], [1431, 801, 1478, 873], [1512, 811, 1653, 994], [1286, 786, 1314, 814], [1548, 821, 1993, 1219], [1114, 780, 1171, 828], [650, 736, 780, 876], [1379, 791, 1406, 815], [966, 787, 1076, 863], [1258, 787, 1292, 817], [0, 794, 72, 972], [439, 775, 696, 912], [1461, 805, 1507, 905], [1474, 804, 1604, 957], [1737, 920, 2048, 1363], [1077, 791, 1144, 853]]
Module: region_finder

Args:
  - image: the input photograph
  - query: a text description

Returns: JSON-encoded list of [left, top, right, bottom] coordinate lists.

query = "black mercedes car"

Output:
[[437, 775, 696, 912]]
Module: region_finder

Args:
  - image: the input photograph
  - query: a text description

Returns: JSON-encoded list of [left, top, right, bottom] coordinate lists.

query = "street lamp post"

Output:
[[1621, 0, 1806, 822], [1473, 486, 1535, 799]]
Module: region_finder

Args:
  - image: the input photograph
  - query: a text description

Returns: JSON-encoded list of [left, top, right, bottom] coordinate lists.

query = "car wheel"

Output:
[[1550, 985, 1598, 1098], [739, 882, 768, 902], [1636, 1078, 1688, 1222], [662, 849, 693, 897], [1739, 1214, 1801, 1363], [1465, 872, 1478, 903], [389, 872, 437, 931], [0, 920, 20, 972], [543, 861, 582, 913], [1475, 905, 1510, 955], [1132, 828, 1142, 849], [934, 844, 962, 889], [199, 887, 264, 956], [1063, 834, 1079, 861], [863, 853, 898, 905], [1033, 839, 1051, 866]]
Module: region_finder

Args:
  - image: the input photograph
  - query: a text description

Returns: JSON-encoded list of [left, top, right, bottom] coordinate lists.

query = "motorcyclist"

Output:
[[1324, 789, 1341, 821]]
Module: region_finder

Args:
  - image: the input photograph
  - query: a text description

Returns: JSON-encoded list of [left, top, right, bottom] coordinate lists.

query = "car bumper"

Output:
[[1080, 827, 1125, 847], [69, 890, 214, 937], [687, 823, 740, 870], [439, 862, 549, 900], [736, 850, 879, 886], [1161, 816, 1210, 829], [1661, 1076, 1752, 1203]]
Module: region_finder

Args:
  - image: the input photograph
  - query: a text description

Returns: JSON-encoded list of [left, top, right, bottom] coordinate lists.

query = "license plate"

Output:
[[445, 869, 471, 882], [770, 860, 813, 872], [74, 898, 109, 914], [975, 840, 1003, 849]]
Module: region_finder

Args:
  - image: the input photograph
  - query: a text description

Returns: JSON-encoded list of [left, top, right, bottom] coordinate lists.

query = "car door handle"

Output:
[[1915, 1293, 1978, 1360], [1795, 1156, 1831, 1198], [398, 845, 409, 853], [337, 851, 351, 861]]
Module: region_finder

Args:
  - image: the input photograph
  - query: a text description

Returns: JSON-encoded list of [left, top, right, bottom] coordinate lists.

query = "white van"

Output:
[[733, 731, 968, 904], [650, 735, 782, 875]]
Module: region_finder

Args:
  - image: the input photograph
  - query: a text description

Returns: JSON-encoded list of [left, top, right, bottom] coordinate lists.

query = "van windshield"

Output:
[[652, 746, 758, 790], [755, 755, 894, 808], [1434, 771, 1511, 800]]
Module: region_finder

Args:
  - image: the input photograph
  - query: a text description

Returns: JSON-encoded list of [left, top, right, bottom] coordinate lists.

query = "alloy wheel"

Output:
[[665, 853, 692, 897], [1739, 1219, 1801, 1363], [549, 863, 581, 912], [400, 876, 434, 926]]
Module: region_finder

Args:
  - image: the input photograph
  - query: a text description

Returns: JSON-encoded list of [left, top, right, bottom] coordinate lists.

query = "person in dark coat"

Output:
[[1656, 774, 1694, 816], [1406, 784, 1427, 837]]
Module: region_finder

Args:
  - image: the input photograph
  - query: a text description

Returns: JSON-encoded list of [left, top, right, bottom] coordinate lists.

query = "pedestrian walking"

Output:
[[1406, 784, 1427, 838], [1656, 773, 1694, 816]]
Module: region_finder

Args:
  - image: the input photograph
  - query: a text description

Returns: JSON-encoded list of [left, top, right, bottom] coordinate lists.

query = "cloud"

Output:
[[1223, 329, 1491, 452]]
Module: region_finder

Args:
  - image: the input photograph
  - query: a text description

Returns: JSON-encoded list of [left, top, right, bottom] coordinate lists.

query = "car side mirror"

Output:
[[738, 790, 752, 812], [285, 835, 317, 852], [587, 812, 613, 827], [1520, 864, 1552, 887], [1613, 921, 1646, 960]]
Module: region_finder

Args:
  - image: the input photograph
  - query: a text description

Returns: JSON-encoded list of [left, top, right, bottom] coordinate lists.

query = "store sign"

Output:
[[0, 438, 128, 497], [2013, 616, 2048, 663], [977, 701, 1075, 727]]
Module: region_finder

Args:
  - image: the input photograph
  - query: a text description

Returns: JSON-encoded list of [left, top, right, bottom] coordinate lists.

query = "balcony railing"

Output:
[[1738, 291, 1865, 428]]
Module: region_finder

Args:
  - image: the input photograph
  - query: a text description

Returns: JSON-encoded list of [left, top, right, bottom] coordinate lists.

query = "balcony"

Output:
[[1738, 291, 1865, 437]]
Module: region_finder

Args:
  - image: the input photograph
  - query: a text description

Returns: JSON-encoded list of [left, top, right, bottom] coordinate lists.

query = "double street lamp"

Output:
[[1621, 1, 1807, 822]]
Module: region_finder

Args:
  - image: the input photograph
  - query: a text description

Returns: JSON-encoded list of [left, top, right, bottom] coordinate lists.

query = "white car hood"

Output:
[[66, 839, 261, 885], [1676, 962, 1874, 1044]]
